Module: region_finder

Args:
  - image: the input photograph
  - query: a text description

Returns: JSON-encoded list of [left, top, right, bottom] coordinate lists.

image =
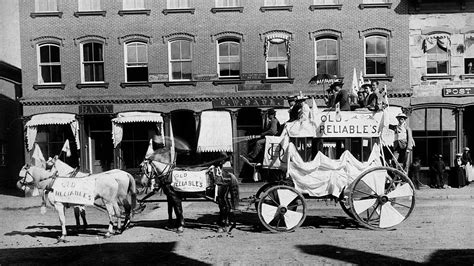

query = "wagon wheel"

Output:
[[338, 189, 355, 219], [257, 185, 307, 232], [348, 166, 415, 230], [254, 183, 276, 209]]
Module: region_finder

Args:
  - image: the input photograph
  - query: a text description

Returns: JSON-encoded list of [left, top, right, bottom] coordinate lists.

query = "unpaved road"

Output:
[[0, 192, 473, 265]]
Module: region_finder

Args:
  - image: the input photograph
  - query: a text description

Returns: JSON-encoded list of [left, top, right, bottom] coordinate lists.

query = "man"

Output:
[[389, 113, 415, 171], [461, 147, 472, 184], [331, 81, 351, 111], [430, 154, 446, 189], [366, 80, 384, 111], [245, 108, 280, 162]]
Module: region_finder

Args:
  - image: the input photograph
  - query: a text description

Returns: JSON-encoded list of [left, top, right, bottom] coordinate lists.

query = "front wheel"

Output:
[[348, 166, 416, 230], [257, 185, 307, 232]]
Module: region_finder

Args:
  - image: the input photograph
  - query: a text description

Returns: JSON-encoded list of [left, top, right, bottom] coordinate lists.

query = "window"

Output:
[[0, 142, 6, 167], [365, 35, 388, 75], [264, 0, 289, 5], [78, 0, 100, 11], [121, 123, 157, 169], [38, 44, 61, 84], [81, 42, 104, 82], [36, 126, 79, 168], [218, 39, 240, 78], [125, 42, 148, 82], [410, 108, 456, 167], [313, 0, 338, 4], [363, 0, 388, 2], [123, 0, 145, 10], [169, 40, 192, 80], [216, 0, 240, 7], [266, 38, 289, 78], [427, 45, 448, 74], [168, 0, 190, 8], [35, 0, 58, 12], [315, 37, 338, 76]]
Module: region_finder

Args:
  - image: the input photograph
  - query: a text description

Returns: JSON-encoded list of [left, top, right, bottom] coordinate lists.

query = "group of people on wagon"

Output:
[[324, 80, 388, 112]]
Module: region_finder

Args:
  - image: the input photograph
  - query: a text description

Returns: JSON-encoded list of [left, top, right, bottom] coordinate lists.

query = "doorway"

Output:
[[464, 106, 474, 149], [86, 116, 113, 173]]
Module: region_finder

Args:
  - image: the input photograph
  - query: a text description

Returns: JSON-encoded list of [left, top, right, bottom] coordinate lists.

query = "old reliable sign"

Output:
[[52, 178, 95, 205], [171, 169, 209, 192]]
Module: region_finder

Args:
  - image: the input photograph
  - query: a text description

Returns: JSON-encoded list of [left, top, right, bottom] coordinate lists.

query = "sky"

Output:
[[0, 0, 21, 68]]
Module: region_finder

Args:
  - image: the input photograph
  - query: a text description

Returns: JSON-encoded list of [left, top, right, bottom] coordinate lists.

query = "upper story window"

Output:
[[218, 39, 241, 78], [81, 42, 105, 82], [423, 35, 450, 75], [37, 43, 61, 84], [265, 38, 289, 78], [464, 34, 474, 74], [123, 0, 145, 10], [125, 42, 148, 82], [363, 0, 388, 3], [313, 0, 338, 4], [365, 35, 388, 75], [168, 0, 190, 8], [35, 0, 58, 12], [315, 37, 338, 76], [78, 0, 101, 11], [264, 0, 289, 6], [216, 0, 240, 7], [169, 39, 192, 81]]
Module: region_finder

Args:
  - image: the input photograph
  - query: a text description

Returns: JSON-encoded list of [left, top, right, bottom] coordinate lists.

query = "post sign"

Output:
[[79, 104, 113, 115], [52, 178, 95, 205], [212, 98, 285, 108], [443, 87, 474, 97]]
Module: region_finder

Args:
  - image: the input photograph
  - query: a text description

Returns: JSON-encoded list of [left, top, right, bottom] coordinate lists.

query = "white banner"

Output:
[[52, 177, 95, 205], [314, 111, 383, 138], [263, 135, 289, 169], [171, 169, 208, 192]]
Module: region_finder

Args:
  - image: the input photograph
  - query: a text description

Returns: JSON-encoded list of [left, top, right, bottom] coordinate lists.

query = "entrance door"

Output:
[[87, 117, 113, 174]]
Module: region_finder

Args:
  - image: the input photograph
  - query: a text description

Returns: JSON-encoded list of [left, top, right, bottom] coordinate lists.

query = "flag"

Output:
[[351, 68, 359, 96], [145, 139, 154, 158], [358, 70, 365, 88], [310, 97, 320, 125], [61, 139, 71, 157], [383, 84, 389, 107], [31, 143, 46, 168]]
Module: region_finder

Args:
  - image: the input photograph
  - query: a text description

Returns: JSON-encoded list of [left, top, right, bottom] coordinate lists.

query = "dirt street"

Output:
[[0, 188, 473, 265]]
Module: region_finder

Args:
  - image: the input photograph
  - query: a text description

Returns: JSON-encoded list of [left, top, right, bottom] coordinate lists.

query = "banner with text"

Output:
[[171, 169, 209, 192], [52, 178, 95, 205]]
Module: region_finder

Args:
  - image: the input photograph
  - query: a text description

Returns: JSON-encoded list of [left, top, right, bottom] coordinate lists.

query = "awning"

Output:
[[197, 111, 233, 152], [25, 113, 79, 151], [112, 112, 164, 148]]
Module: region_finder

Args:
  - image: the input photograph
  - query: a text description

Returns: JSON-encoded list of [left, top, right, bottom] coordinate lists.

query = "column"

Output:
[[456, 107, 464, 153], [231, 111, 239, 175], [77, 115, 89, 173], [193, 112, 201, 132], [162, 113, 171, 141]]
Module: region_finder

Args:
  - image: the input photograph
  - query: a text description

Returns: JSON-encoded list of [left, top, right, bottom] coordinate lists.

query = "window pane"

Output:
[[427, 61, 437, 74], [426, 108, 440, 131], [181, 41, 191, 59], [182, 62, 192, 79], [327, 40, 337, 56], [465, 58, 474, 74], [366, 37, 376, 54], [277, 43, 286, 58], [51, 65, 61, 82], [375, 37, 386, 55], [316, 60, 327, 74], [84, 64, 93, 81], [230, 63, 240, 76], [442, 109, 455, 131], [94, 63, 104, 81], [137, 44, 147, 62], [171, 62, 181, 79], [410, 109, 425, 131], [93, 43, 103, 61], [171, 41, 180, 60], [268, 62, 287, 77], [50, 45, 60, 62], [127, 67, 148, 82], [40, 46, 51, 63], [366, 58, 376, 74], [83, 43, 93, 61], [375, 58, 387, 74], [437, 61, 448, 74], [41, 66, 52, 83], [219, 43, 229, 57], [220, 64, 230, 76], [229, 43, 239, 56], [127, 45, 137, 63], [316, 41, 326, 57], [327, 60, 337, 75]]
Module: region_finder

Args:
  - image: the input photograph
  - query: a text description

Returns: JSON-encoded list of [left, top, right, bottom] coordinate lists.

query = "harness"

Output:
[[144, 159, 175, 188]]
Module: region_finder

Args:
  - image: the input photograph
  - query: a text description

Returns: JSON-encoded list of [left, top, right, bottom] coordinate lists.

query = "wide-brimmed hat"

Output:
[[291, 91, 310, 101], [464, 147, 470, 151], [267, 108, 276, 115], [396, 113, 408, 119]]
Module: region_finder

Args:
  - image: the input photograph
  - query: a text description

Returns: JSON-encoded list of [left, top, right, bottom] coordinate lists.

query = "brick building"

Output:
[[19, 0, 411, 177], [408, 0, 474, 170]]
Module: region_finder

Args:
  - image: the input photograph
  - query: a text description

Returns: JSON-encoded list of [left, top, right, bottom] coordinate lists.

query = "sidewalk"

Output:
[[237, 181, 474, 200]]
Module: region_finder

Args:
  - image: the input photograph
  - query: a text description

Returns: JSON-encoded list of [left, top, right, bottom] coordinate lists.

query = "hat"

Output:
[[456, 153, 462, 157], [291, 91, 310, 101], [396, 113, 408, 119], [330, 81, 344, 89], [360, 84, 371, 91], [267, 108, 276, 115], [464, 147, 470, 151]]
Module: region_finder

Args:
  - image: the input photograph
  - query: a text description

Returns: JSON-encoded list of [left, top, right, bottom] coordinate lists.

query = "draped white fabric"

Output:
[[25, 113, 79, 151], [275, 108, 290, 124], [287, 143, 383, 197], [423, 35, 451, 53], [111, 112, 164, 148], [197, 111, 233, 152]]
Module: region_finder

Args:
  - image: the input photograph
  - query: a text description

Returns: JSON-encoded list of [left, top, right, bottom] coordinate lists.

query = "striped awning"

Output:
[[25, 113, 79, 151], [197, 111, 233, 152], [111, 111, 163, 124]]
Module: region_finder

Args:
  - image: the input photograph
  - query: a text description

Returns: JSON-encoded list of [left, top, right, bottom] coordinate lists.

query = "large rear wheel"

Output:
[[257, 185, 307, 232], [348, 166, 415, 230]]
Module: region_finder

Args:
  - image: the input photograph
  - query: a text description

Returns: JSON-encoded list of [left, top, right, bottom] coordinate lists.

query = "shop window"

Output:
[[265, 38, 289, 78], [169, 39, 192, 80], [218, 39, 241, 78], [264, 0, 289, 6], [81, 42, 105, 82], [216, 0, 240, 7], [78, 0, 100, 11], [36, 125, 79, 167], [168, 0, 190, 8], [125, 42, 148, 82], [315, 37, 339, 76], [35, 0, 58, 12], [121, 123, 157, 169], [410, 108, 456, 167], [37, 43, 61, 84], [123, 0, 145, 9], [365, 35, 388, 75], [0, 142, 6, 167]]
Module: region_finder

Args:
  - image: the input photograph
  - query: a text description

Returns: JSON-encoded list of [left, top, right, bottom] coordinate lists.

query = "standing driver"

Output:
[[389, 113, 415, 171], [331, 81, 351, 111], [244, 108, 280, 163]]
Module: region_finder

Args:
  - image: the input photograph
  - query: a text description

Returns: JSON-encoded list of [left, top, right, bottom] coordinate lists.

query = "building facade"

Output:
[[19, 0, 411, 178], [408, 0, 474, 170]]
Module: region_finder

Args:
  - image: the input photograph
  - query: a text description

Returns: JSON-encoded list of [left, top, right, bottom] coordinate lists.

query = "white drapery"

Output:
[[25, 113, 79, 151], [111, 112, 164, 148], [422, 34, 451, 53], [275, 108, 290, 124], [197, 111, 233, 152]]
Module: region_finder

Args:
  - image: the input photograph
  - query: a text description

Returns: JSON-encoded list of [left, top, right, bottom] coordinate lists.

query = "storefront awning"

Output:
[[112, 112, 164, 148], [25, 113, 79, 151], [197, 111, 233, 152]]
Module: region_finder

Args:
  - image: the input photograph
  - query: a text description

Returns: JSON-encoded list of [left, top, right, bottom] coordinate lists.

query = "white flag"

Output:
[[61, 139, 71, 157], [31, 143, 46, 168], [358, 70, 365, 88], [351, 68, 359, 95], [145, 139, 154, 158]]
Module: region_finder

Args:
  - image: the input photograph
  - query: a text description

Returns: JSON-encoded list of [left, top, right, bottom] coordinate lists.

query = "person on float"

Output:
[[330, 81, 351, 111], [366, 80, 386, 111], [388, 113, 415, 171]]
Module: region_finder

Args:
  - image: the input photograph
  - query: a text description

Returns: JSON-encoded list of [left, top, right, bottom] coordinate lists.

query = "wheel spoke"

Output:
[[387, 199, 412, 209], [353, 198, 376, 214], [261, 203, 278, 224], [361, 170, 386, 195], [387, 183, 413, 199], [353, 189, 378, 198], [277, 189, 298, 207], [379, 203, 405, 228], [284, 209, 304, 229]]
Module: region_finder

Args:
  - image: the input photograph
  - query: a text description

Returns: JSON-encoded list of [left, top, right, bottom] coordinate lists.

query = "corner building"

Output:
[[19, 0, 411, 177]]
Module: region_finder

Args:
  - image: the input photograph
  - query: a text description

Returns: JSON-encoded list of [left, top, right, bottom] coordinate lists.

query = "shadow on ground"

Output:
[[297, 244, 474, 265], [0, 242, 209, 265], [5, 224, 110, 239]]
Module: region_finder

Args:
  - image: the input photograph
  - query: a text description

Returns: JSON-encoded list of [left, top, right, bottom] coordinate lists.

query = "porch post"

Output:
[[456, 107, 464, 152], [231, 111, 239, 175]]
